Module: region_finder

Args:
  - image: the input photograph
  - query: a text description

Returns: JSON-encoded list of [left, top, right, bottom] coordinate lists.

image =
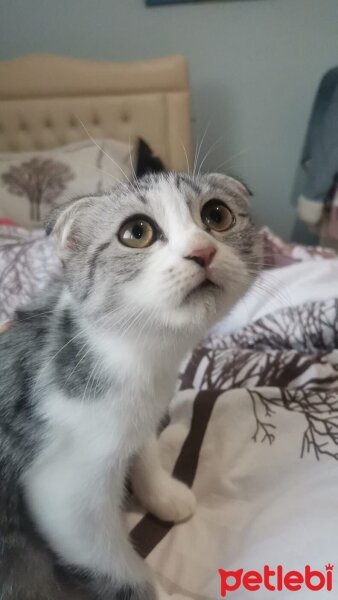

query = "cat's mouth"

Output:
[[184, 278, 219, 302]]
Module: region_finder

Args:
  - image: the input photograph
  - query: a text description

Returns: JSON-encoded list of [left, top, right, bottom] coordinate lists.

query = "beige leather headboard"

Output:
[[0, 54, 192, 171]]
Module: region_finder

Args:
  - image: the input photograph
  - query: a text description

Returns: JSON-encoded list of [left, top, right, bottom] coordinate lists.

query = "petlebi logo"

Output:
[[218, 564, 334, 596]]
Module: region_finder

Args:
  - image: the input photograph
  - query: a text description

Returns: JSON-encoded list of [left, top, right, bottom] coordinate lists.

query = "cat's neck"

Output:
[[84, 314, 191, 382], [57, 287, 194, 386]]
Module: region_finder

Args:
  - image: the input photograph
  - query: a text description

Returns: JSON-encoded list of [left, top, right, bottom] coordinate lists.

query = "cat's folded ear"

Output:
[[208, 173, 253, 198], [45, 196, 95, 258]]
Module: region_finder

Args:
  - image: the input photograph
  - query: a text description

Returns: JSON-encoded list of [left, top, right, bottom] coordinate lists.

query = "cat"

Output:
[[0, 172, 261, 600]]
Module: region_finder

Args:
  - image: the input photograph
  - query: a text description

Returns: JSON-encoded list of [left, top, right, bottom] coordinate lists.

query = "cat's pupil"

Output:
[[132, 224, 144, 239], [209, 208, 222, 223]]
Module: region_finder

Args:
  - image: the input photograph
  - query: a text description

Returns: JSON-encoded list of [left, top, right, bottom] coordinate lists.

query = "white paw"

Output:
[[144, 476, 196, 523]]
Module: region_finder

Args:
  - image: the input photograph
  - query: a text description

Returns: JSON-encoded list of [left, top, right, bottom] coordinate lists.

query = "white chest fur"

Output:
[[23, 370, 174, 575], [22, 322, 183, 577]]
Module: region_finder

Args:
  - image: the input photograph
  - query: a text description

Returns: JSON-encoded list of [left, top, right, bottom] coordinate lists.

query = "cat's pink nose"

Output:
[[185, 246, 216, 268]]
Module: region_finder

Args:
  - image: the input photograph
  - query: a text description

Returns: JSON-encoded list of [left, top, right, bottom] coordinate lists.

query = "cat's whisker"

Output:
[[128, 134, 137, 180], [84, 163, 129, 188], [193, 121, 210, 179], [251, 271, 293, 306], [88, 354, 111, 402], [244, 257, 276, 264], [14, 310, 54, 321], [34, 310, 120, 392], [92, 367, 105, 400], [82, 357, 101, 404], [78, 307, 130, 402], [127, 134, 143, 196], [248, 278, 291, 312], [233, 294, 252, 325], [180, 140, 191, 173], [197, 135, 223, 177], [64, 342, 91, 385], [192, 137, 201, 179], [60, 306, 133, 388], [134, 305, 158, 349], [76, 117, 134, 187], [212, 148, 248, 173], [118, 306, 147, 338], [98, 304, 141, 338]]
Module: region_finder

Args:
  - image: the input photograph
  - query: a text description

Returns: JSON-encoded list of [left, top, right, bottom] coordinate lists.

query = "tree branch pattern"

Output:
[[0, 224, 60, 321], [2, 158, 74, 221], [179, 299, 338, 461]]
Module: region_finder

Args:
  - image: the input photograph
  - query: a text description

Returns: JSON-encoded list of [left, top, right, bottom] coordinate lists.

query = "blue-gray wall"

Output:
[[1, 0, 338, 239]]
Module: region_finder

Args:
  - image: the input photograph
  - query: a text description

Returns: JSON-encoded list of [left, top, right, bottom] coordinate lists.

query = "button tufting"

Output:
[[19, 121, 27, 131], [44, 118, 52, 128], [121, 110, 130, 123], [92, 114, 100, 126]]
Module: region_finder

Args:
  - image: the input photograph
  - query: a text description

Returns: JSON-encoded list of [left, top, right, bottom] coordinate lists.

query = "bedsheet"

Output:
[[127, 299, 338, 599]]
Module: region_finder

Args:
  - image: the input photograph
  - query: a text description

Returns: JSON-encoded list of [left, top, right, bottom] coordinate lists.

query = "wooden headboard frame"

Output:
[[0, 54, 192, 171]]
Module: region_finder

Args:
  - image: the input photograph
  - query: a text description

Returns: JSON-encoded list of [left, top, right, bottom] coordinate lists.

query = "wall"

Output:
[[1, 0, 338, 239]]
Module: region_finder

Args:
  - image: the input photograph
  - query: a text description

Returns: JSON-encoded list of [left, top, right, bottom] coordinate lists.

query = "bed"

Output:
[[1, 54, 338, 600], [0, 53, 192, 166]]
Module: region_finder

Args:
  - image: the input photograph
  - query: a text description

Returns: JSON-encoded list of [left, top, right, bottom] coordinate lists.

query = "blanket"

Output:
[[127, 299, 338, 599]]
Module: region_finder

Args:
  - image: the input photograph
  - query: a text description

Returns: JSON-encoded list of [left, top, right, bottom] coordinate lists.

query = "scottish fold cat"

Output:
[[0, 172, 260, 599]]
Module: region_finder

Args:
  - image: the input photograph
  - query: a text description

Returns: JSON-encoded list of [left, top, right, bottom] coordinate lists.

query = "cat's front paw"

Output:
[[145, 476, 196, 523]]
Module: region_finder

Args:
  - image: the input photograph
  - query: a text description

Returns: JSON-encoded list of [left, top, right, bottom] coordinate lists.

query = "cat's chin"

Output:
[[183, 279, 219, 303], [163, 293, 226, 335], [165, 281, 251, 336]]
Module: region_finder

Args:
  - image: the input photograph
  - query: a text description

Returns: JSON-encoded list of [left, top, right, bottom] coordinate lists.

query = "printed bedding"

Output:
[[127, 297, 338, 599], [1, 226, 338, 598]]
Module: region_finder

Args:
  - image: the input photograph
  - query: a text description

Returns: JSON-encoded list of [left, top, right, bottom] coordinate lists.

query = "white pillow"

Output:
[[0, 138, 134, 229]]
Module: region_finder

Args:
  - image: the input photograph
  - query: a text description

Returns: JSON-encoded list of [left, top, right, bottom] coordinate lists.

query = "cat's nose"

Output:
[[184, 246, 216, 268]]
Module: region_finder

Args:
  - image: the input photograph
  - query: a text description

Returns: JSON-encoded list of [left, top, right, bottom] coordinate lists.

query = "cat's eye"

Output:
[[201, 200, 235, 232], [118, 216, 157, 248]]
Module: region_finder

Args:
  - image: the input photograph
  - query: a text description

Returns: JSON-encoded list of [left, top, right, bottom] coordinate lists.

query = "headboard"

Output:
[[0, 54, 192, 171]]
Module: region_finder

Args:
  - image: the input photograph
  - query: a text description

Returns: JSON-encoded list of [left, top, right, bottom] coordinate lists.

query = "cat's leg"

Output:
[[131, 435, 196, 523], [24, 462, 156, 600], [80, 517, 156, 600]]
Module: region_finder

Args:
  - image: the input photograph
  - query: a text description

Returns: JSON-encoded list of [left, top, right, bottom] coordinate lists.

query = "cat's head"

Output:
[[46, 172, 261, 339]]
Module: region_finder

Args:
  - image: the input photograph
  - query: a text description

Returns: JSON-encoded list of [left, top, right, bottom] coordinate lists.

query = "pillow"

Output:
[[0, 223, 60, 323], [0, 139, 134, 229]]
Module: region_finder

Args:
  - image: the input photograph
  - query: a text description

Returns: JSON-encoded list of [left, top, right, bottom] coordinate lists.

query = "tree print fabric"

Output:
[[179, 298, 338, 461], [0, 224, 60, 322], [0, 138, 134, 229], [2, 157, 74, 221]]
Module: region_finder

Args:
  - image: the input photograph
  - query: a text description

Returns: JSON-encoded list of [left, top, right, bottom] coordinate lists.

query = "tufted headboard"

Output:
[[0, 54, 192, 171]]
